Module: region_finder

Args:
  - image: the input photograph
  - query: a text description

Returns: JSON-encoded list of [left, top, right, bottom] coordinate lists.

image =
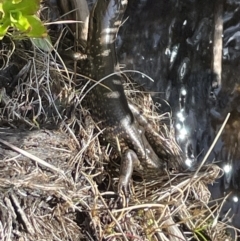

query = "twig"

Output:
[[194, 113, 230, 177], [10, 193, 35, 235], [0, 138, 64, 175]]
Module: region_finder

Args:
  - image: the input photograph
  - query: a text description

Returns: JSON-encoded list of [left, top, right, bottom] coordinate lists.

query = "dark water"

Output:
[[117, 0, 216, 166], [116, 0, 240, 236]]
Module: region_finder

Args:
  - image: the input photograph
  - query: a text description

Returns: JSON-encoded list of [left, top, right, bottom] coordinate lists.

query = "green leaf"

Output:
[[0, 3, 4, 20], [0, 0, 47, 39], [0, 18, 10, 39], [23, 15, 47, 38], [31, 36, 53, 52], [12, 0, 22, 4], [2, 0, 40, 15], [10, 11, 31, 32]]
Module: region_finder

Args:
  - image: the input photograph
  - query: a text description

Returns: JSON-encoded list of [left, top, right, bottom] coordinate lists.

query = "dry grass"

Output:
[[0, 3, 238, 241]]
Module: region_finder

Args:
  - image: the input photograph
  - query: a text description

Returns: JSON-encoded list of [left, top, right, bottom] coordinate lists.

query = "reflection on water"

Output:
[[209, 110, 240, 231], [223, 163, 232, 174], [117, 0, 240, 237]]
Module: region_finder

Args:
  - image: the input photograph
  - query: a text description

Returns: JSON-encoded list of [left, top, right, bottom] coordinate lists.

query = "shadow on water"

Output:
[[117, 0, 240, 237]]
